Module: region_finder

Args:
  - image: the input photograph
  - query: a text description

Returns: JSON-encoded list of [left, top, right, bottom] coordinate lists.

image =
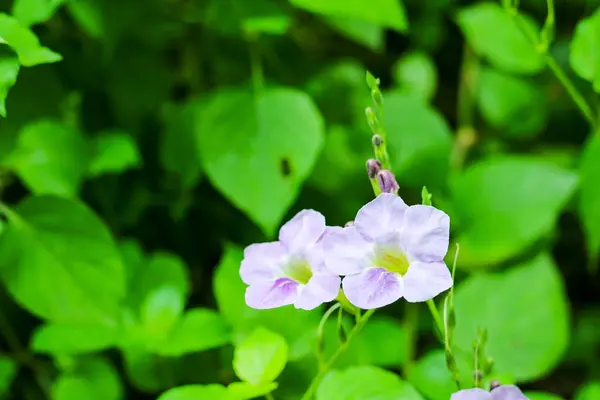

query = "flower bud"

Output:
[[372, 134, 383, 147], [377, 170, 399, 194], [366, 159, 382, 179], [344, 221, 355, 228], [490, 380, 501, 390]]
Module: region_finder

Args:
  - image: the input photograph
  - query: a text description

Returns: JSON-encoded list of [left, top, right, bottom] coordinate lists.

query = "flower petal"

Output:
[[294, 274, 341, 310], [342, 268, 403, 309], [490, 385, 528, 400], [451, 389, 491, 400], [401, 205, 450, 263], [240, 242, 288, 285], [322, 226, 372, 275], [245, 278, 298, 309], [355, 193, 408, 240], [279, 209, 326, 252], [403, 261, 452, 303]]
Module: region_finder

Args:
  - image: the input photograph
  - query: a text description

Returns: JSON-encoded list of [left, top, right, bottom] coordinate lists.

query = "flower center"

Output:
[[374, 246, 410, 275], [284, 258, 313, 285]]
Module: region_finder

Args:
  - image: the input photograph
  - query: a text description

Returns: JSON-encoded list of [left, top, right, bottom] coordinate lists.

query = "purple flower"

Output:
[[240, 210, 341, 310], [323, 193, 452, 309], [451, 385, 528, 400]]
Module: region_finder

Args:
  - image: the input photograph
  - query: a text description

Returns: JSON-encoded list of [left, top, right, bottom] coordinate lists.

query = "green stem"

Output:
[[426, 299, 444, 340], [452, 44, 478, 171], [402, 302, 419, 377], [300, 310, 376, 400], [316, 303, 341, 368], [249, 39, 265, 95]]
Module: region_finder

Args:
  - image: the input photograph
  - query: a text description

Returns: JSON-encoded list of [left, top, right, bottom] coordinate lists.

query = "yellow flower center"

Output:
[[374, 247, 410, 275], [285, 259, 313, 284]]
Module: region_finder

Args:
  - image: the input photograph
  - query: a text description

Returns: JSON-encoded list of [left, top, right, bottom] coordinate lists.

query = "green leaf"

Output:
[[476, 67, 547, 138], [31, 323, 120, 355], [196, 88, 324, 236], [457, 3, 543, 75], [213, 244, 321, 360], [575, 382, 600, 400], [526, 393, 564, 400], [52, 357, 122, 400], [12, 0, 65, 26], [233, 327, 288, 385], [158, 385, 235, 400], [0, 13, 61, 66], [392, 51, 437, 102], [122, 348, 180, 392], [579, 134, 600, 261], [0, 196, 125, 325], [291, 0, 408, 32], [0, 356, 16, 396], [3, 120, 89, 197], [203, 0, 290, 37], [87, 130, 141, 178], [227, 382, 278, 400], [66, 2, 103, 39], [383, 92, 453, 190], [0, 52, 19, 117], [407, 350, 467, 400], [450, 156, 577, 268], [453, 254, 569, 382], [316, 366, 424, 400], [570, 8, 600, 92], [140, 285, 185, 337], [324, 17, 384, 51]]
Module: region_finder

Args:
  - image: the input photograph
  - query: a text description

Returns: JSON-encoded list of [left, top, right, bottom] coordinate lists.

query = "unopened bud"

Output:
[[371, 88, 384, 110], [490, 380, 501, 390], [372, 134, 383, 147], [344, 221, 355, 228], [366, 159, 382, 179], [377, 170, 399, 194]]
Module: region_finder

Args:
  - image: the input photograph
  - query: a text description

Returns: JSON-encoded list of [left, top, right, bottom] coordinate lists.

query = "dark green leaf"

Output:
[[0, 356, 16, 396]]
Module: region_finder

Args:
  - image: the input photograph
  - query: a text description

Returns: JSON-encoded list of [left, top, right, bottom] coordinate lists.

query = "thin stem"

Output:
[[402, 302, 419, 378], [452, 44, 478, 171], [426, 299, 444, 340], [249, 39, 265, 95], [316, 303, 341, 368], [300, 310, 376, 400]]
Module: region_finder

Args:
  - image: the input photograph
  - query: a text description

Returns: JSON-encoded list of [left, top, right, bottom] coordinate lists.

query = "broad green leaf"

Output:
[[579, 134, 600, 261], [316, 366, 424, 400], [451, 156, 577, 268], [31, 323, 120, 355], [0, 356, 16, 395], [526, 393, 564, 400], [158, 385, 235, 400], [87, 131, 141, 178], [392, 52, 437, 102], [213, 244, 320, 360], [52, 357, 122, 400], [570, 9, 600, 92], [196, 88, 324, 236], [118, 239, 145, 288], [407, 350, 471, 400], [140, 285, 185, 338], [233, 327, 288, 385], [12, 0, 65, 26], [457, 3, 543, 74], [324, 17, 384, 51], [291, 0, 408, 32], [575, 382, 600, 400], [453, 254, 569, 382], [227, 382, 278, 400], [0, 13, 61, 66], [0, 196, 125, 325], [3, 120, 89, 197], [0, 53, 19, 117], [383, 92, 453, 190], [477, 68, 547, 138]]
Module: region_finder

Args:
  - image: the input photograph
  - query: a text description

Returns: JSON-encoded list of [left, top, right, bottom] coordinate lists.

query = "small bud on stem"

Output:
[[377, 170, 399, 194], [366, 159, 382, 179]]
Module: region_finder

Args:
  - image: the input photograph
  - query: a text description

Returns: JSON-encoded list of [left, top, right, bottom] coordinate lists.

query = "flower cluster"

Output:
[[240, 192, 452, 310], [452, 384, 528, 400]]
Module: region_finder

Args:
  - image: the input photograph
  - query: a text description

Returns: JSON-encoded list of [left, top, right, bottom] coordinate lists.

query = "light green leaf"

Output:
[[3, 120, 89, 197], [324, 17, 384, 51], [407, 350, 467, 400], [196, 88, 324, 236], [233, 327, 288, 385], [0, 13, 61, 66], [140, 285, 185, 337], [87, 131, 141, 178], [213, 244, 321, 360], [526, 393, 564, 400], [227, 382, 278, 400], [453, 254, 569, 382], [158, 385, 234, 400], [0, 356, 16, 396], [0, 53, 19, 117], [0, 196, 125, 325], [316, 366, 424, 400], [451, 156, 578, 268], [31, 323, 120, 355], [457, 3, 543, 74], [383, 92, 453, 190], [392, 51, 437, 102], [575, 382, 600, 400], [52, 356, 122, 400], [12, 0, 65, 26], [579, 134, 600, 261], [291, 0, 408, 32], [570, 8, 600, 92]]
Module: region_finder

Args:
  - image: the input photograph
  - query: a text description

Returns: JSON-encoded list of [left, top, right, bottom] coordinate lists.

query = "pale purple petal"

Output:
[[354, 193, 408, 240], [279, 209, 326, 252], [401, 205, 450, 262], [342, 268, 403, 309], [240, 242, 287, 285], [403, 261, 452, 303], [322, 226, 372, 275], [294, 274, 341, 310], [245, 278, 298, 309], [490, 385, 528, 400], [451, 389, 491, 400]]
